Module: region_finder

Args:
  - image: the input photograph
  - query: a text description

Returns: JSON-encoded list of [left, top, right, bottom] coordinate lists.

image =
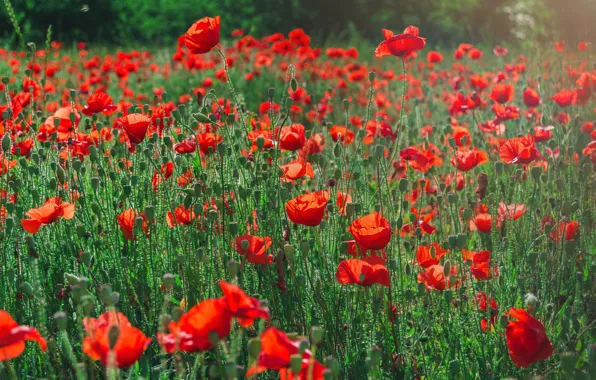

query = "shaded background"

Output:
[[1, 0, 595, 47]]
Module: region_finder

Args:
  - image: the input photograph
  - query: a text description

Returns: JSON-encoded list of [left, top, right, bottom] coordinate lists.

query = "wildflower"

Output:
[[83, 312, 150, 368], [285, 191, 329, 227], [348, 212, 392, 251], [506, 308, 553, 367], [375, 26, 426, 58], [336, 256, 390, 287], [0, 310, 47, 361], [21, 197, 75, 234], [184, 16, 220, 54]]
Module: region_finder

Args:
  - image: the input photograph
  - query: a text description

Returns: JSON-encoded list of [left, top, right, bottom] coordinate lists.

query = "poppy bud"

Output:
[[299, 240, 311, 255], [4, 217, 13, 233], [296, 274, 306, 287], [65, 273, 80, 286], [56, 165, 66, 185], [144, 205, 155, 221], [1, 77, 7, 84], [247, 338, 262, 358], [404, 263, 412, 275], [530, 166, 542, 180], [227, 221, 238, 236], [449, 360, 461, 375], [500, 314, 509, 329], [110, 292, 120, 305], [448, 235, 458, 249], [444, 289, 453, 303], [227, 259, 240, 278], [192, 113, 212, 123], [447, 193, 458, 204], [443, 261, 452, 277], [21, 282, 34, 298], [54, 311, 68, 331], [256, 137, 265, 150], [108, 325, 120, 350], [494, 161, 504, 175], [1, 133, 11, 152], [163, 273, 175, 290], [457, 233, 468, 249], [171, 306, 184, 322], [560, 352, 576, 373], [369, 346, 382, 366], [284, 244, 294, 263], [374, 145, 384, 158], [417, 282, 426, 296], [290, 354, 303, 374]]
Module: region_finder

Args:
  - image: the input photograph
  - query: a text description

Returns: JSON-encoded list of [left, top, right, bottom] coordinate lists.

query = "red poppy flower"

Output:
[[336, 257, 390, 287], [166, 205, 197, 227], [400, 207, 437, 236], [248, 131, 274, 152], [499, 135, 541, 165], [506, 308, 553, 367], [490, 83, 514, 104], [578, 41, 589, 51], [117, 209, 149, 240], [533, 126, 554, 142], [523, 88, 541, 108], [174, 136, 197, 154], [468, 48, 483, 59], [247, 328, 325, 379], [473, 213, 492, 233], [547, 220, 579, 242], [552, 90, 576, 108], [158, 298, 232, 353], [363, 120, 396, 144], [197, 132, 222, 154], [493, 45, 508, 56], [450, 148, 489, 171], [234, 234, 273, 265], [328, 126, 354, 145], [348, 212, 392, 251], [152, 162, 175, 192], [492, 104, 519, 122], [0, 153, 16, 177], [0, 310, 47, 361], [280, 159, 314, 182], [416, 243, 447, 268], [427, 51, 443, 63], [116, 113, 151, 145], [555, 41, 565, 52], [469, 250, 495, 280], [184, 16, 220, 54], [375, 26, 426, 58], [417, 265, 449, 290], [498, 203, 527, 222], [218, 281, 270, 327], [83, 312, 150, 368], [400, 145, 443, 172], [275, 123, 306, 151], [285, 191, 329, 227], [475, 292, 499, 331], [11, 138, 34, 156], [21, 197, 75, 234], [82, 92, 116, 116]]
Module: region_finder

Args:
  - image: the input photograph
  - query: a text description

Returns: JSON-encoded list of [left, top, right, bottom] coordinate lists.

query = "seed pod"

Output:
[[1, 133, 11, 152]]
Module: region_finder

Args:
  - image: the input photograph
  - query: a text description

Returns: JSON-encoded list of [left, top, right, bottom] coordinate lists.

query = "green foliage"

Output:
[[1, 0, 594, 46]]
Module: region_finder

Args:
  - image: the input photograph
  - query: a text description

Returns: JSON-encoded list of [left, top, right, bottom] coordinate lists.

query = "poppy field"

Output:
[[1, 12, 596, 380]]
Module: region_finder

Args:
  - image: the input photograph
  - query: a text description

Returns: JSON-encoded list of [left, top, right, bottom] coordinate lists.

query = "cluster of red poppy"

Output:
[[1, 11, 593, 377]]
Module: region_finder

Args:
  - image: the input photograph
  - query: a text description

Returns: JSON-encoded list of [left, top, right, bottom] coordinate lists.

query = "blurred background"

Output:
[[1, 0, 594, 47]]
